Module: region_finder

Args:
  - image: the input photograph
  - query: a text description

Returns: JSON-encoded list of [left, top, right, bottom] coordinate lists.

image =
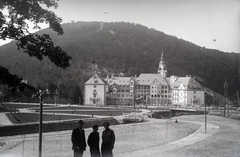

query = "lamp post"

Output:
[[58, 81, 60, 105], [38, 90, 43, 157], [38, 89, 49, 157], [204, 92, 207, 133], [0, 91, 2, 105], [224, 79, 228, 117]]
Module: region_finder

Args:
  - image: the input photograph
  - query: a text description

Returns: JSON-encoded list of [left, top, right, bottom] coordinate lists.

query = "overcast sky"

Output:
[[1, 0, 239, 53]]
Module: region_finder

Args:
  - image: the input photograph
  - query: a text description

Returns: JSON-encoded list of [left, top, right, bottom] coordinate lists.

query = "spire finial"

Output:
[[161, 48, 164, 62]]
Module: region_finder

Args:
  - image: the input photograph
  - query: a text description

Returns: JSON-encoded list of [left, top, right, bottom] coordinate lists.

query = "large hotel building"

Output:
[[84, 52, 205, 107]]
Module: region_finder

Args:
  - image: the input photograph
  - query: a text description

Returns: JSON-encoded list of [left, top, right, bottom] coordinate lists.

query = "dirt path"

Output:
[[130, 115, 240, 157], [158, 115, 240, 157], [0, 117, 200, 157], [0, 115, 239, 157]]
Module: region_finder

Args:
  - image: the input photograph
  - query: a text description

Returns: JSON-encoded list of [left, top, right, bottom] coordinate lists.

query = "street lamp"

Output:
[[38, 89, 49, 157], [224, 79, 228, 117], [58, 81, 60, 105], [39, 90, 43, 157], [204, 92, 207, 133], [0, 92, 3, 105]]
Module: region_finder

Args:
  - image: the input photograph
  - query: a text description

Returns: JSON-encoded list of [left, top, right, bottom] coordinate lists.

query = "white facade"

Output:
[[84, 52, 205, 106], [84, 73, 106, 105]]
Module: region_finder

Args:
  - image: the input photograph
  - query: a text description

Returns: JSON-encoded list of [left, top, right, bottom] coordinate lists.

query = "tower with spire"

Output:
[[157, 50, 167, 77], [85, 49, 206, 107]]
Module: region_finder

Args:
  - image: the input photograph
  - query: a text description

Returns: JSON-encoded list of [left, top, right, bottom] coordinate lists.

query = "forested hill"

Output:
[[0, 21, 239, 101]]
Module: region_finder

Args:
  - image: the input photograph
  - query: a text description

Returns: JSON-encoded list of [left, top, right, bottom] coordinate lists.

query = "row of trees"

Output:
[[0, 0, 239, 103], [0, 81, 83, 104], [0, 0, 72, 96]]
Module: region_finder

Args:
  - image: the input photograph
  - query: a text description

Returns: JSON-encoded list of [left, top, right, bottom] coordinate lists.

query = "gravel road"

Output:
[[159, 115, 240, 157], [120, 115, 240, 157], [0, 115, 239, 157]]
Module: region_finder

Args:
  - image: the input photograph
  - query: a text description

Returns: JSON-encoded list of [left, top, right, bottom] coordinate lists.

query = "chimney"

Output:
[[193, 77, 196, 83]]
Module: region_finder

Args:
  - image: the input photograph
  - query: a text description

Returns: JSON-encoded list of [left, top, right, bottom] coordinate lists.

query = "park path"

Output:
[[0, 115, 240, 157], [117, 115, 240, 157], [0, 113, 12, 126], [0, 116, 200, 157]]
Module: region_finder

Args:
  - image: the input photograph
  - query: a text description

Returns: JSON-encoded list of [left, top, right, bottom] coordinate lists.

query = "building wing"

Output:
[[137, 73, 168, 85]]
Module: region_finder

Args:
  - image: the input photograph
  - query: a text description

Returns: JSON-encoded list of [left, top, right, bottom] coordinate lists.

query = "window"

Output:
[[94, 85, 96, 88], [194, 91, 196, 94]]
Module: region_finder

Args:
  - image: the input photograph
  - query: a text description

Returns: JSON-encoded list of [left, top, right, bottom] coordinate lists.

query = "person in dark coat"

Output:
[[87, 125, 101, 157], [101, 122, 115, 157], [71, 120, 87, 157]]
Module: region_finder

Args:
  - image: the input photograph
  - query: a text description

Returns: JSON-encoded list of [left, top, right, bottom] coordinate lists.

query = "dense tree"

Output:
[[0, 21, 239, 102], [0, 0, 71, 92]]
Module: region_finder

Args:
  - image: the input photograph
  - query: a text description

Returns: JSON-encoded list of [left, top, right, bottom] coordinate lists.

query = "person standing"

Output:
[[101, 122, 115, 157], [71, 120, 87, 157], [88, 125, 101, 157]]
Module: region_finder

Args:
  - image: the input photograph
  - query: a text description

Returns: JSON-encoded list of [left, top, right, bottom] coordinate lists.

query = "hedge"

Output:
[[0, 117, 119, 136]]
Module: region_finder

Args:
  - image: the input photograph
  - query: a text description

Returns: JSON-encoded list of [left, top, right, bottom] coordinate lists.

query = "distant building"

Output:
[[84, 72, 106, 105], [84, 52, 205, 107]]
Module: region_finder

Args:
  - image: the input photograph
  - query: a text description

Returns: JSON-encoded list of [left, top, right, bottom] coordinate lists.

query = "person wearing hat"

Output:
[[87, 124, 101, 157], [101, 122, 115, 157], [71, 120, 87, 157]]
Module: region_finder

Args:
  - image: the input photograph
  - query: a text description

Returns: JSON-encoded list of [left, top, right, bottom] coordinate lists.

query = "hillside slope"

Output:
[[0, 22, 239, 100]]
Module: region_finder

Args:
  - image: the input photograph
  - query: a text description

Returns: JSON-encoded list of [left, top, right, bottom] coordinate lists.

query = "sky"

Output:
[[0, 0, 239, 53]]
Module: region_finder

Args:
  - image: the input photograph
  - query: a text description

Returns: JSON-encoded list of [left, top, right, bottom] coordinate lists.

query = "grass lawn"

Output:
[[41, 106, 139, 112], [2, 103, 55, 110], [6, 113, 89, 124], [43, 110, 140, 116], [3, 103, 143, 124]]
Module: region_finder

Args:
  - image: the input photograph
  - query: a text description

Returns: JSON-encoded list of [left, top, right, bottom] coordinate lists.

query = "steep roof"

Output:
[[167, 76, 204, 90], [84, 74, 106, 85], [108, 77, 131, 86], [167, 77, 191, 86], [136, 73, 168, 85]]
